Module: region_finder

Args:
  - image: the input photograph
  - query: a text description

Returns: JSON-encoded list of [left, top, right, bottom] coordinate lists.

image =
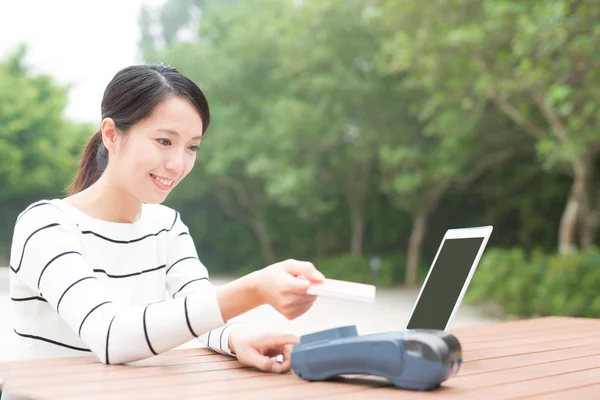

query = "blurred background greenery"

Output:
[[1, 0, 599, 320]]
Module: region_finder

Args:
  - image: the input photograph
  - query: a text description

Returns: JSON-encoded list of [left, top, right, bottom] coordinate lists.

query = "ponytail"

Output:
[[68, 129, 108, 195]]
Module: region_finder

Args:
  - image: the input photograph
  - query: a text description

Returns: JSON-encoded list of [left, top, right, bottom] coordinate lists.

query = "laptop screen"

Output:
[[405, 236, 485, 331]]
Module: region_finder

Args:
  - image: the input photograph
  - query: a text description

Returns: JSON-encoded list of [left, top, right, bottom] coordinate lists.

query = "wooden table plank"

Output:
[[461, 344, 600, 375], [462, 327, 600, 351], [464, 335, 600, 362], [1, 316, 598, 399], [451, 354, 600, 390], [525, 383, 600, 399], [455, 317, 596, 344], [450, 316, 591, 339]]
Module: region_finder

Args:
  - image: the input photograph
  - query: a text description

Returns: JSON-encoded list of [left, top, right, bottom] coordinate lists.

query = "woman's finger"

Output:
[[286, 298, 317, 319], [281, 273, 311, 295], [263, 344, 295, 373], [283, 260, 325, 282], [255, 334, 298, 352], [240, 348, 274, 372], [280, 344, 294, 372]]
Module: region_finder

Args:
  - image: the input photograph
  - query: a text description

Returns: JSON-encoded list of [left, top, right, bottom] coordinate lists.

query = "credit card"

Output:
[[307, 278, 376, 302]]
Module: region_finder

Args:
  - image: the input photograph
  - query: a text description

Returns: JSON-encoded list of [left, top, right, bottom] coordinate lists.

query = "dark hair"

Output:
[[68, 63, 210, 195]]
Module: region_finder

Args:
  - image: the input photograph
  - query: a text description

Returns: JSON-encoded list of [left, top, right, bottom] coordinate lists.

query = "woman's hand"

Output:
[[257, 259, 325, 320], [228, 327, 299, 373]]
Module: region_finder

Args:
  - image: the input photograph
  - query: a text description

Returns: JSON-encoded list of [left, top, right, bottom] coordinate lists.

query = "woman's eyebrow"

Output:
[[156, 128, 202, 140]]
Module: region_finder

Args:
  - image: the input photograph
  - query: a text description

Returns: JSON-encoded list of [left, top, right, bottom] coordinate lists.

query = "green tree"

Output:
[[0, 44, 90, 257], [253, 0, 396, 257], [378, 0, 600, 253], [132, 0, 591, 286], [143, 1, 290, 264]]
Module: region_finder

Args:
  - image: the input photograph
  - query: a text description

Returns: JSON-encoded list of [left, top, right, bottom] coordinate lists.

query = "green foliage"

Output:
[[132, 0, 600, 286], [464, 248, 543, 316], [379, 0, 600, 167], [1, 0, 600, 324], [0, 44, 90, 258], [314, 254, 398, 287], [0, 45, 72, 198], [465, 247, 600, 318]]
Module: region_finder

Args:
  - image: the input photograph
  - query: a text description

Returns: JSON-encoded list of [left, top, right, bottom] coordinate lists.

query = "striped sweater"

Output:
[[8, 199, 244, 364]]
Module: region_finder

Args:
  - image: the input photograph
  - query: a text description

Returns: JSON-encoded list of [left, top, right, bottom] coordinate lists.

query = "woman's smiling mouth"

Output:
[[150, 173, 175, 190]]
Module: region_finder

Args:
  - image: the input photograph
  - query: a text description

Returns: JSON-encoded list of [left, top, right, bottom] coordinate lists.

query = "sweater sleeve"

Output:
[[9, 204, 227, 364], [165, 212, 248, 357]]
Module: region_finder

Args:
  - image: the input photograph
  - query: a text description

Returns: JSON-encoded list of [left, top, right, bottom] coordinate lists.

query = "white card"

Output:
[[307, 278, 376, 302]]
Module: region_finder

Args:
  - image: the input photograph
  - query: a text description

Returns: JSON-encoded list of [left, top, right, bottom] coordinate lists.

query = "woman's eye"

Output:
[[157, 138, 171, 146], [189, 145, 199, 152]]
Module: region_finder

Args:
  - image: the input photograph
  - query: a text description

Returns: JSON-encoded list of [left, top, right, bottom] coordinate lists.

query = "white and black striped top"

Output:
[[8, 199, 244, 364]]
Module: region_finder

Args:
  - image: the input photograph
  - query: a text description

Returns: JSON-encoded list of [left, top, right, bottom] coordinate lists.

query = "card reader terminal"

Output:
[[290, 325, 462, 391]]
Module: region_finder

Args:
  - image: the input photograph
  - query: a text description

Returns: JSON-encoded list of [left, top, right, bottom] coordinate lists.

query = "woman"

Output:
[[8, 64, 324, 373]]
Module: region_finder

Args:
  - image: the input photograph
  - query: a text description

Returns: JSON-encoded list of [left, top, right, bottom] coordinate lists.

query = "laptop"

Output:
[[404, 225, 493, 331]]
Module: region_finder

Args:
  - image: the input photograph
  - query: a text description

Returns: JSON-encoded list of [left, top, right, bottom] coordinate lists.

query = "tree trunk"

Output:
[[580, 218, 598, 250], [348, 198, 365, 257], [213, 175, 275, 264], [405, 213, 428, 288], [342, 157, 373, 258], [251, 218, 276, 265], [577, 155, 599, 250], [579, 187, 600, 251], [559, 161, 590, 253], [559, 189, 581, 254]]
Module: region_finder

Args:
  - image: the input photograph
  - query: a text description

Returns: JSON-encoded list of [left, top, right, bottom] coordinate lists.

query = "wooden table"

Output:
[[1, 316, 599, 399]]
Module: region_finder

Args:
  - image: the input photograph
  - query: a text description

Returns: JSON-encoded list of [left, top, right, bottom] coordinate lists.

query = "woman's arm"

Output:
[[10, 204, 253, 364], [164, 213, 261, 356]]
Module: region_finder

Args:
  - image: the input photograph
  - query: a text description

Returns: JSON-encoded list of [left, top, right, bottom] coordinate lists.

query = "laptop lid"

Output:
[[404, 225, 493, 331]]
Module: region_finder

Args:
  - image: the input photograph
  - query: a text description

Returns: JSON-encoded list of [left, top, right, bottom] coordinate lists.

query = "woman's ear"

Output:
[[100, 118, 118, 151]]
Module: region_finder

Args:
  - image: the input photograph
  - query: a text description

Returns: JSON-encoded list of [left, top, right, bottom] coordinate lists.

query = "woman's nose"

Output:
[[165, 154, 184, 173]]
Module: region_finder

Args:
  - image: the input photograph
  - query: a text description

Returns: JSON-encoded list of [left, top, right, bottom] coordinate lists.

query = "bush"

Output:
[[464, 246, 600, 318], [314, 254, 398, 287], [233, 251, 429, 288], [314, 252, 432, 287]]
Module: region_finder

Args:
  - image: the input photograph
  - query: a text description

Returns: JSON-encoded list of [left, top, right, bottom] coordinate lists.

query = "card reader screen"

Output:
[[406, 237, 484, 330]]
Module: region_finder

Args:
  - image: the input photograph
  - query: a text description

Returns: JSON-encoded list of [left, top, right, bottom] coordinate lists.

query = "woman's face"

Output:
[[104, 96, 204, 204]]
